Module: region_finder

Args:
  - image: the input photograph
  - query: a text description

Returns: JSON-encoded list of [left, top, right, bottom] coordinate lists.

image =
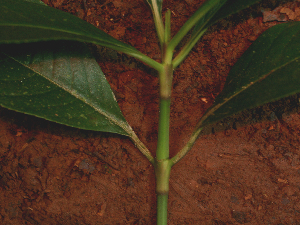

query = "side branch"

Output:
[[128, 128, 155, 164], [171, 127, 203, 165]]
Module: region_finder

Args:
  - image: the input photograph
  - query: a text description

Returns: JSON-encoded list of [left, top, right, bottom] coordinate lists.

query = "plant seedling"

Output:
[[1, 0, 300, 224]]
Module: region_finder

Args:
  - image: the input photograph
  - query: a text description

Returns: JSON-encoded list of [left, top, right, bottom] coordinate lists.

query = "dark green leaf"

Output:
[[0, 0, 140, 56], [169, 0, 227, 64], [191, 0, 228, 38], [205, 0, 262, 28], [0, 41, 131, 136], [178, 0, 227, 64], [200, 22, 300, 127], [192, 0, 262, 37]]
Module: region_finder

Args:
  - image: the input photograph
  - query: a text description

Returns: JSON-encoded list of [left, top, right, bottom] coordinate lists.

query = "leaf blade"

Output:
[[205, 0, 262, 28], [0, 0, 140, 56], [0, 41, 131, 136], [201, 22, 300, 127]]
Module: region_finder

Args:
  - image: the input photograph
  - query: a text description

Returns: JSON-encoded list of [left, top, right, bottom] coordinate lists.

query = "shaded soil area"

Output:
[[1, 0, 300, 224]]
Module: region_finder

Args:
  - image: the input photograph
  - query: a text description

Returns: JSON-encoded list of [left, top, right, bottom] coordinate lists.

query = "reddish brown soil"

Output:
[[1, 0, 300, 224]]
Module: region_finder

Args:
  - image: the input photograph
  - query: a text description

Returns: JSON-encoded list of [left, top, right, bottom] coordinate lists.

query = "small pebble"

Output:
[[79, 158, 95, 173]]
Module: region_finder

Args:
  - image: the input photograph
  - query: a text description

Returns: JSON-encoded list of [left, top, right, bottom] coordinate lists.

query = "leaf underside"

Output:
[[201, 22, 300, 127], [0, 41, 130, 136]]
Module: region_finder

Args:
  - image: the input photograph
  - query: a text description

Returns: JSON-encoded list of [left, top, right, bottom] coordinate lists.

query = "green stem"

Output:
[[155, 102, 171, 224], [157, 194, 168, 225], [159, 64, 173, 99], [164, 9, 171, 44], [156, 98, 171, 160], [155, 63, 174, 225], [155, 159, 172, 225]]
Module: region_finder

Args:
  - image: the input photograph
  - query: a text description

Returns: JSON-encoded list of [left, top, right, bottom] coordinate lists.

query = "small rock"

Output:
[[230, 196, 239, 204], [78, 158, 95, 173], [232, 210, 248, 224], [127, 177, 134, 187], [32, 157, 43, 168], [262, 7, 288, 22], [269, 111, 277, 121], [281, 198, 290, 205]]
